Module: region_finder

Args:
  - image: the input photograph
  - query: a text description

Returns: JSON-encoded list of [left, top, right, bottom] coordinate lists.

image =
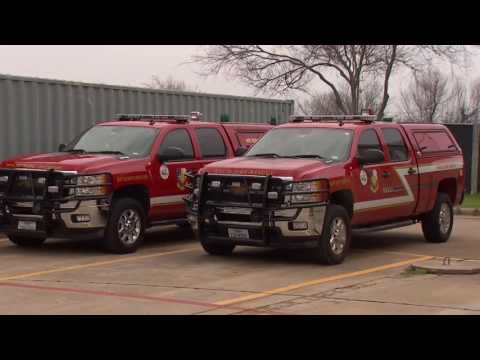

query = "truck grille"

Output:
[[0, 170, 70, 201], [204, 175, 285, 208], [10, 173, 46, 198]]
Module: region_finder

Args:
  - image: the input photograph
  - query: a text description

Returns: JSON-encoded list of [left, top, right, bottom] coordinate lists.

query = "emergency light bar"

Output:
[[116, 111, 203, 124], [289, 114, 376, 124]]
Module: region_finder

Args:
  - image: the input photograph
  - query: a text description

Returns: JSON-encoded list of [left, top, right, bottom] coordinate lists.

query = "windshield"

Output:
[[246, 127, 353, 162], [67, 126, 159, 157]]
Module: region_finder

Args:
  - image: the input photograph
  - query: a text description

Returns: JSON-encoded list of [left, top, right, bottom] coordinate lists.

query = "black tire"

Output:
[[103, 197, 147, 254], [199, 233, 235, 256], [314, 204, 351, 265], [422, 193, 453, 243], [176, 221, 192, 230], [8, 236, 46, 247]]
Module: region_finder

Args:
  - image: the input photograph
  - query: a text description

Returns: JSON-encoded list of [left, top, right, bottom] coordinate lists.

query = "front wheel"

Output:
[[422, 193, 453, 243], [103, 197, 147, 254], [8, 236, 46, 247], [314, 204, 351, 265], [199, 233, 235, 256]]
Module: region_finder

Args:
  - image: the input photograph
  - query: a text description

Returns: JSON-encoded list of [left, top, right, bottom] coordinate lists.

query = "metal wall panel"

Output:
[[445, 124, 480, 194], [0, 74, 294, 160]]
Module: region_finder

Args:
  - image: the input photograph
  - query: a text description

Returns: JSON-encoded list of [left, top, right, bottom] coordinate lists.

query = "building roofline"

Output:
[[0, 73, 294, 104]]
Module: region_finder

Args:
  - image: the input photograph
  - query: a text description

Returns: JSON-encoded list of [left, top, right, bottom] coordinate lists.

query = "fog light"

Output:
[[72, 214, 91, 223], [251, 182, 262, 190], [267, 191, 278, 200], [210, 180, 221, 188], [48, 186, 59, 193], [289, 221, 308, 231]]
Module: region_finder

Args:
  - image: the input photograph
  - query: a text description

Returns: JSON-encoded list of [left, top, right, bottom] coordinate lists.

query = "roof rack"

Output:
[[115, 111, 203, 125], [289, 114, 376, 125]]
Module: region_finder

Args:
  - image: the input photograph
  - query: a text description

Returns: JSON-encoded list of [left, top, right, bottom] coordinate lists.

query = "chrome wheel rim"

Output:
[[329, 217, 347, 255], [439, 203, 451, 235], [118, 209, 141, 245]]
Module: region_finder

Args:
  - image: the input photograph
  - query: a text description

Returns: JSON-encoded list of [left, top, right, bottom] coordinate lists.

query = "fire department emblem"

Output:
[[176, 168, 189, 191], [160, 165, 169, 180], [360, 170, 368, 186], [370, 169, 379, 193]]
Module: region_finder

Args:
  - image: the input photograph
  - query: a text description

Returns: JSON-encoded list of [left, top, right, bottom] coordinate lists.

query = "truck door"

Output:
[[378, 127, 419, 218], [191, 126, 230, 169], [150, 128, 198, 220], [352, 128, 414, 225], [352, 128, 390, 225]]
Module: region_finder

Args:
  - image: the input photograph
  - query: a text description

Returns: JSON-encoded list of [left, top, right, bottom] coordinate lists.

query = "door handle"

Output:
[[382, 171, 390, 178], [408, 167, 417, 175]]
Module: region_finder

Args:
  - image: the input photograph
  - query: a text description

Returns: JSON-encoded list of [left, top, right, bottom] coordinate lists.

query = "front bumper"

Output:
[[191, 206, 327, 249], [186, 172, 329, 249], [0, 168, 112, 239], [0, 199, 109, 239]]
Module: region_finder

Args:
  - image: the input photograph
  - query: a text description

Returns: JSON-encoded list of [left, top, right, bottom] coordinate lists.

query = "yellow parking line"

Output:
[[0, 247, 198, 282], [214, 255, 433, 306]]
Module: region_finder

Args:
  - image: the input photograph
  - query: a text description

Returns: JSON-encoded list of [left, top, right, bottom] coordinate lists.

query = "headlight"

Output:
[[0, 176, 8, 183], [75, 174, 111, 197], [285, 180, 329, 204]]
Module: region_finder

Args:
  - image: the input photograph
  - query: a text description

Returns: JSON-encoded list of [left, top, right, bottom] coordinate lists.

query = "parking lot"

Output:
[[0, 215, 479, 315]]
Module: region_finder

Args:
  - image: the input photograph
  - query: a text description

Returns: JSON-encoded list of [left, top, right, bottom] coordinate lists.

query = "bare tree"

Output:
[[300, 78, 382, 115], [143, 75, 198, 92], [400, 67, 450, 122], [193, 45, 471, 120], [444, 77, 480, 123]]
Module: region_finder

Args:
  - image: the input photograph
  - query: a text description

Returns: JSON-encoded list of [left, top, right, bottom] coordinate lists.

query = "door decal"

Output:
[[176, 168, 189, 191], [160, 165, 170, 180], [360, 169, 368, 186], [369, 169, 379, 193]]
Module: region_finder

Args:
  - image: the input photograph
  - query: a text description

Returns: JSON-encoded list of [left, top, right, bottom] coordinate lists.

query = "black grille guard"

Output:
[[184, 172, 329, 215], [0, 168, 113, 218]]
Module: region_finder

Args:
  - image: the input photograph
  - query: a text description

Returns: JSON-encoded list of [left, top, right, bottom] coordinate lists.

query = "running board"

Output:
[[352, 220, 417, 234], [148, 218, 188, 227]]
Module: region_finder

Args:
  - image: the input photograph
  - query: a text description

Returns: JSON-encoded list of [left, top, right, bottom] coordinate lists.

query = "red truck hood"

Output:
[[203, 157, 329, 180], [1, 152, 127, 173]]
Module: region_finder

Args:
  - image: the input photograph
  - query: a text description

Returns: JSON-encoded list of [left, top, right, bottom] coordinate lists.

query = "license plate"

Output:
[[228, 228, 249, 240], [18, 221, 37, 231]]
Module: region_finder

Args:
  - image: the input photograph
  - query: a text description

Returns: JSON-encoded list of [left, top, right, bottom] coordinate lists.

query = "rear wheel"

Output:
[[422, 193, 453, 243], [103, 197, 146, 254], [314, 204, 351, 265], [8, 236, 46, 247]]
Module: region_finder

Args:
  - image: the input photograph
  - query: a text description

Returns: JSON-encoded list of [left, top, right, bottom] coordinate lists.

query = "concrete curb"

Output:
[[454, 207, 480, 216], [410, 258, 480, 275]]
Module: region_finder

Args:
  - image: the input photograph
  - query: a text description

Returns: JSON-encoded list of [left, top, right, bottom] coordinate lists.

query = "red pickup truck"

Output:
[[187, 115, 465, 265], [0, 112, 272, 253]]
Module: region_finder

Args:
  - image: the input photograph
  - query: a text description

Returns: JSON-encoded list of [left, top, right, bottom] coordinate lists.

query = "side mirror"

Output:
[[58, 144, 66, 152], [357, 149, 385, 166], [157, 146, 186, 163], [235, 146, 248, 157]]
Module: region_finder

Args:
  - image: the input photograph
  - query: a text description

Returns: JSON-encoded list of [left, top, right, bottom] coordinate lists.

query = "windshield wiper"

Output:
[[249, 153, 282, 158], [288, 154, 325, 160], [89, 150, 125, 155], [65, 149, 87, 154]]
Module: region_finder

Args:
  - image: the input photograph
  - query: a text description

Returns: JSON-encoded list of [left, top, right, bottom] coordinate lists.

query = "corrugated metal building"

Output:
[[0, 74, 294, 161], [445, 124, 480, 194]]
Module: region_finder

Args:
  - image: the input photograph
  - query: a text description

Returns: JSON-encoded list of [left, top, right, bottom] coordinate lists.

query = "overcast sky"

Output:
[[1, 45, 479, 115]]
